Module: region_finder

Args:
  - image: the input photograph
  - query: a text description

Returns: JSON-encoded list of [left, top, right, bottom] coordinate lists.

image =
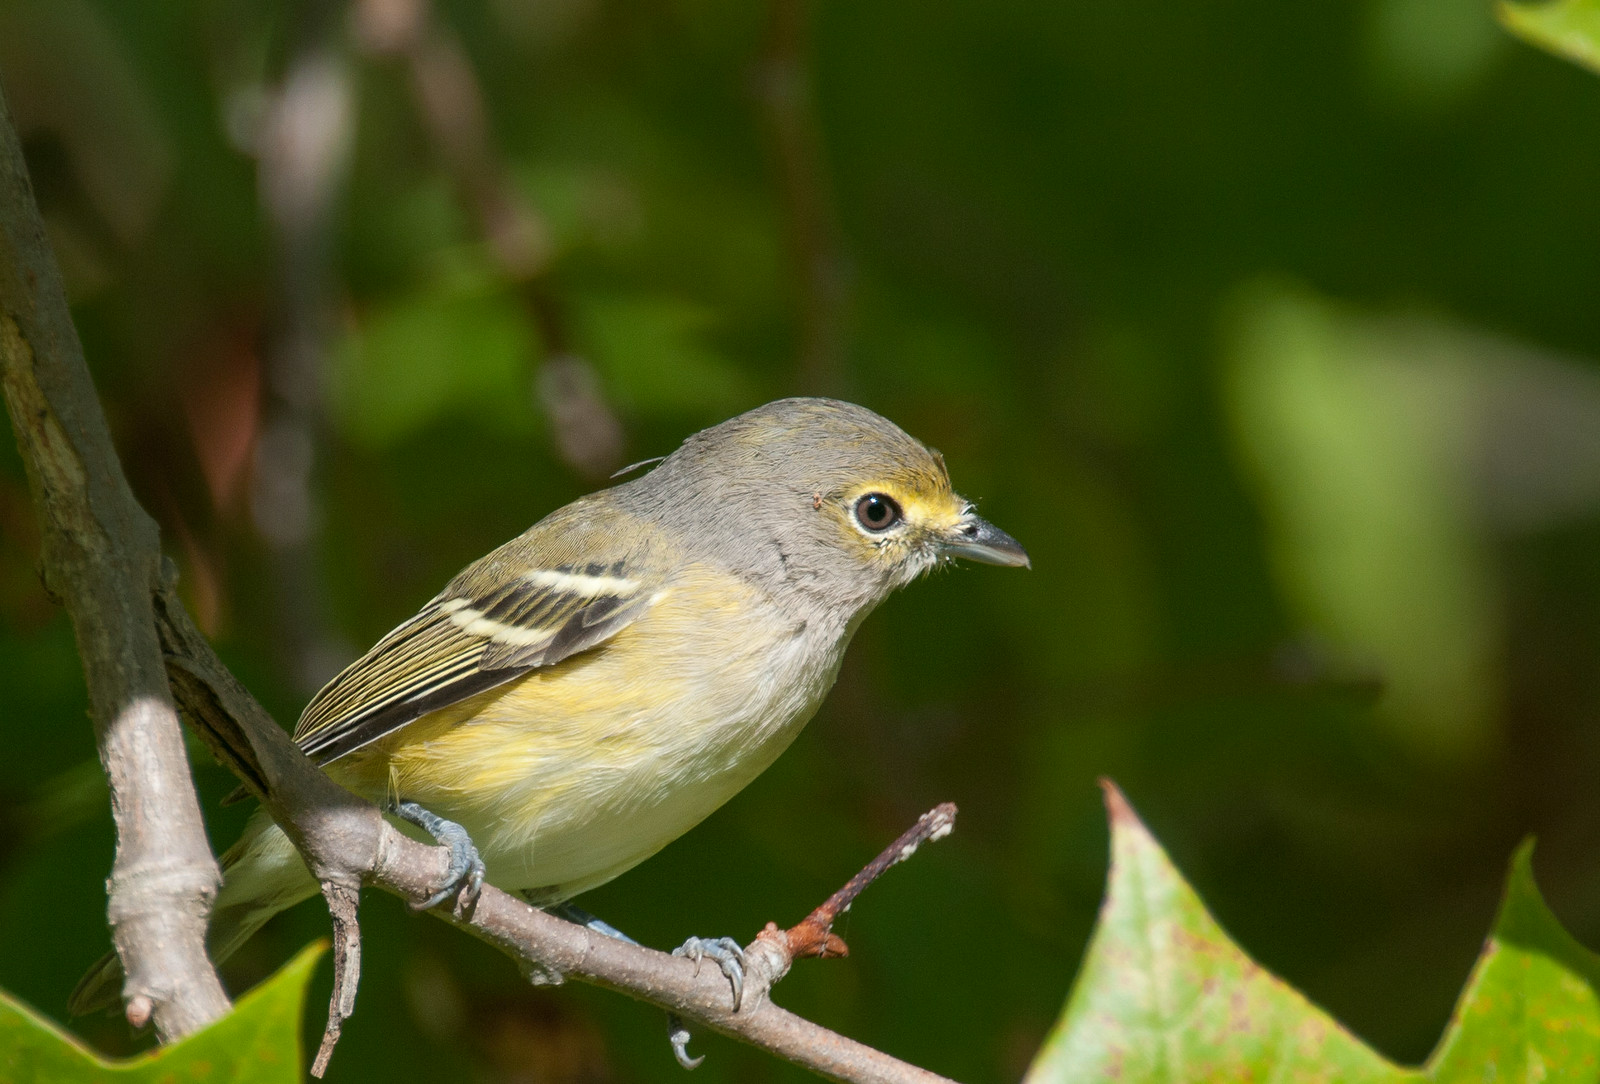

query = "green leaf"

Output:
[[0, 942, 324, 1084], [1025, 783, 1406, 1083], [1498, 0, 1600, 75], [1027, 786, 1600, 1082], [1426, 841, 1600, 1081]]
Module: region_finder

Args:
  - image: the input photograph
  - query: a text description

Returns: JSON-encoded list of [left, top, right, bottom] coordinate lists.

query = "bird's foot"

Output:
[[673, 936, 747, 1011], [388, 800, 485, 911], [552, 905, 712, 1068]]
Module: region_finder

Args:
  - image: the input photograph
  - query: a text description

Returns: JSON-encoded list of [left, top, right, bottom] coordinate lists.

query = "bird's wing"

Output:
[[293, 510, 668, 765]]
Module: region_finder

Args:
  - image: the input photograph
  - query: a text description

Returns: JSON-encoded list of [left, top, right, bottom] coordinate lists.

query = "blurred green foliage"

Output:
[[4, 0, 1600, 1081], [1500, 0, 1600, 74]]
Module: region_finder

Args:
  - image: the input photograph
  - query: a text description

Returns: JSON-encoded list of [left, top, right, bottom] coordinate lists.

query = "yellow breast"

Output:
[[329, 563, 853, 901]]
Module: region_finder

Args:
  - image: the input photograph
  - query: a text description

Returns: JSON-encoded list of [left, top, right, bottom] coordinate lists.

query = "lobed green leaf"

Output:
[[1027, 783, 1600, 1083], [0, 942, 323, 1084], [1426, 841, 1600, 1081]]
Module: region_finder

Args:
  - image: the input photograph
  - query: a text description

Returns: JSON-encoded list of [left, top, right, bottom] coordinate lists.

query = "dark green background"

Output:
[[3, 1, 1599, 1081]]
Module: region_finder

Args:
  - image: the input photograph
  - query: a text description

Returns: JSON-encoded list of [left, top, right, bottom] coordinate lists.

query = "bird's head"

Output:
[[629, 398, 1028, 613]]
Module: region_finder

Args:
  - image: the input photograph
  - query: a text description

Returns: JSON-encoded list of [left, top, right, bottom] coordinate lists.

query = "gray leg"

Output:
[[388, 800, 485, 911], [553, 903, 638, 945], [550, 903, 710, 1070]]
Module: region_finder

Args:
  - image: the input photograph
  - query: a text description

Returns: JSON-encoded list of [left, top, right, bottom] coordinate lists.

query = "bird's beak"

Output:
[[940, 513, 1030, 568]]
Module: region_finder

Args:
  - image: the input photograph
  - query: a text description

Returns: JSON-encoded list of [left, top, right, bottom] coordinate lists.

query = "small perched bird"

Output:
[[72, 397, 1027, 1014]]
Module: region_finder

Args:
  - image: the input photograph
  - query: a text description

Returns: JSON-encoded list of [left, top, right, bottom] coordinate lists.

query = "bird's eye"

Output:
[[853, 493, 902, 533]]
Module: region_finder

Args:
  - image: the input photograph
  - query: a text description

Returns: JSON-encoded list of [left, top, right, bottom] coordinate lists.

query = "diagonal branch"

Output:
[[3, 61, 960, 1084], [0, 85, 229, 1041], [157, 577, 961, 1084]]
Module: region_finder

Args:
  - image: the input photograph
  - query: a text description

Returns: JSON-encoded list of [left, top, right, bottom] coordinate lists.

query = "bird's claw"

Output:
[[673, 936, 747, 1011], [418, 845, 485, 911], [389, 800, 486, 912], [551, 907, 712, 1068], [667, 1013, 703, 1070]]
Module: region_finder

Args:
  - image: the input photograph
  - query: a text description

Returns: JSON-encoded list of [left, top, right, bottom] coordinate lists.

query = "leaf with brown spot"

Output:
[[1425, 841, 1600, 1081], [1026, 782, 1406, 1083], [1028, 783, 1600, 1083]]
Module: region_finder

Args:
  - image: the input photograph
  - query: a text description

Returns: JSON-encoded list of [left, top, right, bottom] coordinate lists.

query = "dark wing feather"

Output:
[[293, 546, 660, 765]]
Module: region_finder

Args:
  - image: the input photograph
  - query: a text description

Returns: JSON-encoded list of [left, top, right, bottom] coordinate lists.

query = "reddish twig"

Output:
[[756, 803, 959, 964]]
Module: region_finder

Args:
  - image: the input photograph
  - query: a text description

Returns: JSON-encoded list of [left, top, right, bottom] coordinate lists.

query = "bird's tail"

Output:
[[68, 809, 319, 1017]]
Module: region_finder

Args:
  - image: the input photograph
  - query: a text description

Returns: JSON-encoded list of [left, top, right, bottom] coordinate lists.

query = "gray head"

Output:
[[616, 398, 1027, 616]]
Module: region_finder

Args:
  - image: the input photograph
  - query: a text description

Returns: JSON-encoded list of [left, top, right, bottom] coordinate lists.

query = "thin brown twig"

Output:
[[756, 803, 960, 964], [313, 880, 361, 1076]]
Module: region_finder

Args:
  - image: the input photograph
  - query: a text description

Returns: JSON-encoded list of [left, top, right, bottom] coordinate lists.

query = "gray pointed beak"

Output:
[[941, 514, 1030, 568]]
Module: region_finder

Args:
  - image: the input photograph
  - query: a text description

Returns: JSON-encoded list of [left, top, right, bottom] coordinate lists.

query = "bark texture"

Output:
[[0, 85, 229, 1041]]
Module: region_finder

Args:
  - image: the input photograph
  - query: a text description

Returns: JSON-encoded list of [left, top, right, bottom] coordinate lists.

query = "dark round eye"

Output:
[[853, 493, 902, 532]]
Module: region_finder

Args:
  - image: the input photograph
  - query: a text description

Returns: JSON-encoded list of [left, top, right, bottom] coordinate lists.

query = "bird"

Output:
[[71, 396, 1028, 1015]]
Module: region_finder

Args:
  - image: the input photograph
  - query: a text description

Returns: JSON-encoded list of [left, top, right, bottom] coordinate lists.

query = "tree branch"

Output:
[[158, 577, 960, 1083], [2, 63, 961, 1084], [0, 85, 230, 1040]]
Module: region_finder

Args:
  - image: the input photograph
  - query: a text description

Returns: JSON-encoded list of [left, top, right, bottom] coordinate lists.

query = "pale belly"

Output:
[[332, 584, 851, 903]]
